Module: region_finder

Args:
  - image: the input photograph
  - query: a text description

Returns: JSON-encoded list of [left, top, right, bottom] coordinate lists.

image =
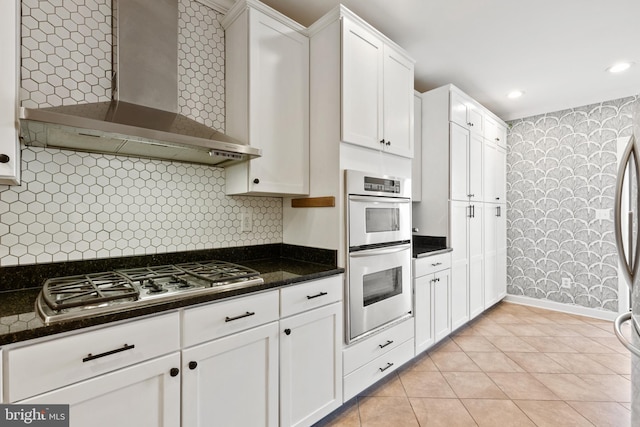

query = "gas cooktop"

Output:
[[36, 260, 264, 324]]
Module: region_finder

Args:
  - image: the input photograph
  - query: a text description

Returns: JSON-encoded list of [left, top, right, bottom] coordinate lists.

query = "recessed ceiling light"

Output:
[[507, 90, 524, 99], [607, 62, 632, 73]]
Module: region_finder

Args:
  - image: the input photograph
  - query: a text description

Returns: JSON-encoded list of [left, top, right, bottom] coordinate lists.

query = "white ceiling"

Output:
[[257, 0, 640, 122]]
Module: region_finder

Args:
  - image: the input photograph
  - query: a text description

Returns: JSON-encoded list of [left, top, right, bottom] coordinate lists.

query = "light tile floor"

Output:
[[316, 302, 632, 427]]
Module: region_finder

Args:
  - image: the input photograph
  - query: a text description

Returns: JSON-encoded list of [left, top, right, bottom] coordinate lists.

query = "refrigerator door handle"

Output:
[[615, 134, 640, 292], [614, 311, 640, 358]]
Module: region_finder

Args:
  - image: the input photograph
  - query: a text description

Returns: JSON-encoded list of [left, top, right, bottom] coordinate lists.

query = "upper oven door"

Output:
[[348, 195, 411, 248]]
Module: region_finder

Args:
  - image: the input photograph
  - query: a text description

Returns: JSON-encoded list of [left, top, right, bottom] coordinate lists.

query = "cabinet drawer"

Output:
[[343, 318, 413, 375], [183, 290, 279, 347], [280, 275, 343, 318], [6, 312, 180, 402], [413, 252, 451, 278], [343, 338, 414, 401]]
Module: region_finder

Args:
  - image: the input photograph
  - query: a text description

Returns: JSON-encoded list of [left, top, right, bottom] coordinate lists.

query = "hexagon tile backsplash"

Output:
[[0, 147, 282, 267], [20, 0, 112, 109], [0, 0, 284, 267]]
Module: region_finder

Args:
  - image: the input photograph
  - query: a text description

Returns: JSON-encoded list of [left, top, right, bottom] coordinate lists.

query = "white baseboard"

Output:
[[503, 295, 619, 321]]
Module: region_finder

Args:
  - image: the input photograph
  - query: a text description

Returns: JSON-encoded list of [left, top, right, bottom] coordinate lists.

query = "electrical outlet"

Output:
[[241, 211, 252, 233], [561, 278, 571, 289], [595, 209, 610, 220]]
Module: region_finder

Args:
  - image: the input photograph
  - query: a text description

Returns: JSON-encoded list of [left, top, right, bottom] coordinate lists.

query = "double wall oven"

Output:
[[345, 170, 412, 343]]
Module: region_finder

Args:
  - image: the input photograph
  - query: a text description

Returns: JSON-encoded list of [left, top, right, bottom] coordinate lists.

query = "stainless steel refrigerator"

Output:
[[614, 102, 640, 425]]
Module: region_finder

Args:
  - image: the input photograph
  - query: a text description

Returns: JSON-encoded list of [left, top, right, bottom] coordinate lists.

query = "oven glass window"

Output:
[[363, 266, 402, 306], [365, 207, 400, 233]]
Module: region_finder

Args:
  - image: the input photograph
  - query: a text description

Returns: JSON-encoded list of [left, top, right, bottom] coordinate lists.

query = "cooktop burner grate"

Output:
[[42, 272, 139, 310], [175, 260, 261, 283], [117, 265, 187, 282], [36, 260, 265, 324]]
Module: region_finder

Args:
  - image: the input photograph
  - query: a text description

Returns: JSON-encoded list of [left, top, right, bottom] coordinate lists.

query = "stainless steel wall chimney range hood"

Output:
[[19, 0, 260, 166]]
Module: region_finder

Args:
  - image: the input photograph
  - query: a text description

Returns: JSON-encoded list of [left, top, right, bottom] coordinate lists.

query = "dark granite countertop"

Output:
[[0, 244, 343, 346], [412, 235, 451, 258]]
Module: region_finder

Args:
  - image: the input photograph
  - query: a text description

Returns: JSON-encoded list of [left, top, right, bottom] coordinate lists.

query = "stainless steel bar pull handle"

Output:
[[614, 134, 640, 292], [614, 312, 640, 358]]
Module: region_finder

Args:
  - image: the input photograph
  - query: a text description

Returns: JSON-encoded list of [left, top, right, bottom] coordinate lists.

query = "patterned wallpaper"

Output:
[[0, 0, 283, 267], [507, 95, 639, 312]]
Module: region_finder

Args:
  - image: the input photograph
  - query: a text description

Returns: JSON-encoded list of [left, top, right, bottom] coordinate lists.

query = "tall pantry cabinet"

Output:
[[414, 84, 508, 331]]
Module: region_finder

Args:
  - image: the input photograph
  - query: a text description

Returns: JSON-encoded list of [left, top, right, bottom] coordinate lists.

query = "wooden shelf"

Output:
[[291, 196, 335, 208]]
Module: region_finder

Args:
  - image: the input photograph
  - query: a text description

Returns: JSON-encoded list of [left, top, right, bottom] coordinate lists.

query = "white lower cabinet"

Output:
[[5, 312, 181, 403], [5, 312, 182, 426], [450, 200, 484, 330], [485, 203, 507, 308], [413, 252, 452, 355], [181, 276, 343, 427], [468, 203, 485, 321], [2, 275, 344, 427], [450, 201, 470, 330], [414, 275, 433, 353], [182, 322, 279, 427], [18, 353, 181, 427], [342, 318, 414, 401], [343, 339, 414, 401], [433, 270, 451, 342], [280, 302, 342, 427]]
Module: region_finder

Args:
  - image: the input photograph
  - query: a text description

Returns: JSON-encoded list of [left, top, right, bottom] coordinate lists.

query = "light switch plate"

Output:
[[595, 209, 610, 220]]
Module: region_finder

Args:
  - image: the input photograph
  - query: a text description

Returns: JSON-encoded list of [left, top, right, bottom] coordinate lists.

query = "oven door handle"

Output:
[[348, 195, 411, 204], [349, 244, 411, 257]]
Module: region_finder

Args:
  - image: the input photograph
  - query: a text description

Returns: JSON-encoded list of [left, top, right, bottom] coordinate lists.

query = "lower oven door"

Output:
[[347, 243, 412, 343]]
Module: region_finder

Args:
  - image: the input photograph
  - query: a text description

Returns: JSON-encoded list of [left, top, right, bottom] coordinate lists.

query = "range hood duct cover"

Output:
[[19, 0, 260, 166]]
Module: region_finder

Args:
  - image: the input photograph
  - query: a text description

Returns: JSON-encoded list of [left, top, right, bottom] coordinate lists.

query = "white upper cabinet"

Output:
[[342, 18, 383, 150], [341, 15, 414, 158], [485, 115, 508, 150], [0, 0, 21, 185], [224, 0, 309, 196], [382, 45, 414, 157], [484, 141, 507, 203], [450, 122, 483, 202], [483, 114, 507, 203], [450, 90, 484, 137], [450, 122, 470, 201]]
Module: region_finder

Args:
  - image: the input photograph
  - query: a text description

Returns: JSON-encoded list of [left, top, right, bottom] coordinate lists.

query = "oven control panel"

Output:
[[346, 169, 410, 199], [364, 176, 401, 194]]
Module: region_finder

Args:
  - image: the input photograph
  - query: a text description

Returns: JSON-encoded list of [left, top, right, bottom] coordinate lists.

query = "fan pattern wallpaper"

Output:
[[507, 96, 639, 312]]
